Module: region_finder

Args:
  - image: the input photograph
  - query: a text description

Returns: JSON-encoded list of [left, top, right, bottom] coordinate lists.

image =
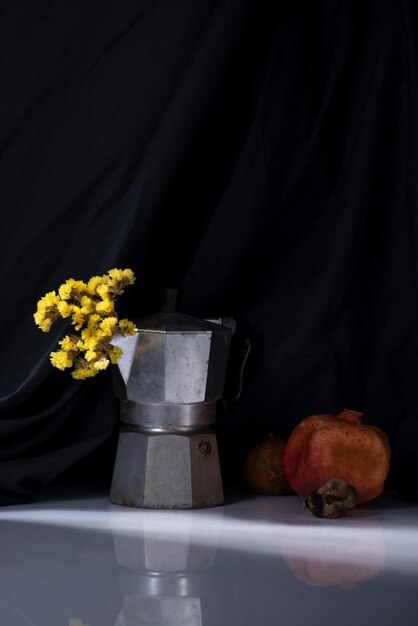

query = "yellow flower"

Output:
[[58, 279, 86, 301], [80, 334, 98, 352], [86, 314, 102, 330], [107, 268, 136, 295], [59, 335, 79, 352], [85, 349, 100, 362], [107, 345, 123, 364], [86, 275, 108, 295], [50, 350, 73, 370], [96, 298, 115, 315], [107, 268, 124, 281], [43, 291, 61, 307], [72, 365, 97, 379], [70, 356, 98, 379], [33, 312, 54, 332], [93, 355, 110, 370], [34, 291, 61, 332], [108, 268, 135, 282], [118, 319, 136, 336], [80, 295, 95, 313], [57, 301, 73, 318], [70, 308, 89, 330], [99, 316, 118, 337], [35, 268, 136, 379], [96, 284, 110, 299]]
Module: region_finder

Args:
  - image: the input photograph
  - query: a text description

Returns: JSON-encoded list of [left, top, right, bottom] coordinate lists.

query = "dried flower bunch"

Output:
[[34, 268, 136, 379]]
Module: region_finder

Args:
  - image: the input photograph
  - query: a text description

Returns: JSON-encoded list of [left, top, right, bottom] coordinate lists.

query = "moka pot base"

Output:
[[109, 400, 224, 509]]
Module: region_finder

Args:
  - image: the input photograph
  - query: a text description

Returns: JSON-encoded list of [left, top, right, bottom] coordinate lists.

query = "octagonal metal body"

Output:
[[111, 313, 231, 406], [109, 428, 223, 509]]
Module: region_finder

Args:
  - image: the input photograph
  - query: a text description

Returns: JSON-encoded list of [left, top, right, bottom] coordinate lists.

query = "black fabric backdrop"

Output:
[[1, 0, 418, 505]]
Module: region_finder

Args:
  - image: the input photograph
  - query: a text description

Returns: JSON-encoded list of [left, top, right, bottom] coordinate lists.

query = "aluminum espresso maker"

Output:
[[109, 289, 234, 509]]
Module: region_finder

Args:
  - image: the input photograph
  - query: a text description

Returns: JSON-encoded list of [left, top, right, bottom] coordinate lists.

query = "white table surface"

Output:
[[0, 485, 417, 625]]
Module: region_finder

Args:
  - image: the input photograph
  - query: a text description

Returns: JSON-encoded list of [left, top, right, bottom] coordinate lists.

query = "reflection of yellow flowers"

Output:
[[69, 619, 90, 626], [34, 268, 136, 379]]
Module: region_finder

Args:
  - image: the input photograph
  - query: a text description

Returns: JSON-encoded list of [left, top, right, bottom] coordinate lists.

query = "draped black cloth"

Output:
[[1, 0, 418, 504]]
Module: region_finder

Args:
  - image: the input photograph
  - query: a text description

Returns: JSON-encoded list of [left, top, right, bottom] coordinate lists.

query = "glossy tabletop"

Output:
[[0, 486, 417, 625]]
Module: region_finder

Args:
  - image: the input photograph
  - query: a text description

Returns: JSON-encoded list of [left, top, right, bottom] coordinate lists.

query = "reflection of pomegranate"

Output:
[[280, 516, 386, 588], [283, 409, 391, 505]]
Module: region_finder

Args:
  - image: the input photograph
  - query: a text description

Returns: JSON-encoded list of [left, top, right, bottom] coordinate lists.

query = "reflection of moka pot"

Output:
[[111, 511, 234, 626], [109, 289, 236, 509]]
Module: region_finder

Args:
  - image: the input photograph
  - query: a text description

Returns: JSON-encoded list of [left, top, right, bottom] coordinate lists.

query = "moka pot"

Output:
[[109, 291, 233, 509]]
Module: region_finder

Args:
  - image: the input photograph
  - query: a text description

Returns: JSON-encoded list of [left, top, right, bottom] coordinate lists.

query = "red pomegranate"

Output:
[[282, 409, 391, 505]]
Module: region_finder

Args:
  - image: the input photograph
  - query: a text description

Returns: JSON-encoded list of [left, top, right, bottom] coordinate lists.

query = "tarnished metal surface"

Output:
[[109, 429, 224, 509], [111, 318, 231, 405]]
